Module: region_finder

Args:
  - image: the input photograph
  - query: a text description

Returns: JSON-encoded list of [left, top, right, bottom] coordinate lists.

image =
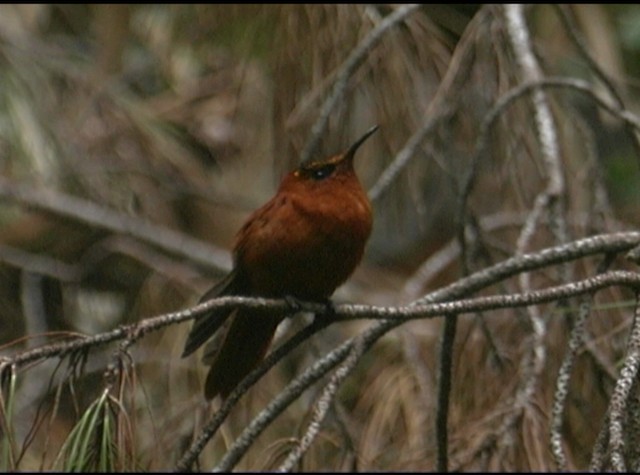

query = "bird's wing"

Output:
[[181, 268, 243, 357]]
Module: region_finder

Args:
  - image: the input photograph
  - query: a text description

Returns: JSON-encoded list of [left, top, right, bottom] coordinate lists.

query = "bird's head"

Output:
[[287, 125, 378, 187]]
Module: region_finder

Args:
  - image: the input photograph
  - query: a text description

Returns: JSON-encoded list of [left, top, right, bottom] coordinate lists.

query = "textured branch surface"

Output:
[[4, 4, 640, 473], [4, 232, 639, 472], [6, 266, 640, 371], [0, 177, 231, 272]]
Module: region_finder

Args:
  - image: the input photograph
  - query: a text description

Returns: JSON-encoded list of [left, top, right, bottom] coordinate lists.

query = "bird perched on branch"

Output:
[[182, 126, 377, 400]]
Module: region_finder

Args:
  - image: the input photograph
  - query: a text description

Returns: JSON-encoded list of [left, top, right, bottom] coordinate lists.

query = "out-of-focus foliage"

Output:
[[1, 4, 640, 472]]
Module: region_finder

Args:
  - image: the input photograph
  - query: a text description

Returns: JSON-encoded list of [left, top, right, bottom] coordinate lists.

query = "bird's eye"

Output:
[[309, 164, 336, 181]]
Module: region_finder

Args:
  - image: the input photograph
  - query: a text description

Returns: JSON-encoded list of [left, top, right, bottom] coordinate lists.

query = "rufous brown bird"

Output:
[[182, 126, 377, 400]]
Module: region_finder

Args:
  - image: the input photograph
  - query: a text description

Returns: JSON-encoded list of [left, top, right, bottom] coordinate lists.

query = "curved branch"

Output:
[[173, 316, 333, 472], [368, 5, 486, 203], [276, 339, 365, 472], [0, 177, 231, 273], [300, 4, 421, 164], [608, 292, 640, 471], [3, 231, 640, 471], [5, 232, 640, 369], [554, 4, 640, 167]]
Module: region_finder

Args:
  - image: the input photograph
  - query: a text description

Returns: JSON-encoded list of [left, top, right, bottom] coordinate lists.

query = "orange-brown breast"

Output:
[[233, 168, 372, 301]]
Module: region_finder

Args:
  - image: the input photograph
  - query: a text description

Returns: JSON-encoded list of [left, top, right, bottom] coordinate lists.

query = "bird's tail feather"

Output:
[[204, 309, 281, 399], [182, 269, 243, 358]]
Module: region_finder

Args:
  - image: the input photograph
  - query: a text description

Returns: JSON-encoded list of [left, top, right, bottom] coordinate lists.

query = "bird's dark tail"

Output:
[[204, 309, 281, 399]]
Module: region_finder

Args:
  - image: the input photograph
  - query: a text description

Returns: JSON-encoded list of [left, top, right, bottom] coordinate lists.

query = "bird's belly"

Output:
[[246, 234, 364, 300], [238, 201, 368, 299], [236, 187, 371, 301]]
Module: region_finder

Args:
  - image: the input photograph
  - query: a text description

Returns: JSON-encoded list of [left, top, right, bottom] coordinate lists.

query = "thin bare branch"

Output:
[[368, 105, 452, 202], [435, 311, 457, 473], [0, 243, 79, 282], [417, 231, 640, 304], [608, 292, 640, 471], [6, 266, 640, 375], [5, 231, 640, 471], [489, 77, 640, 132], [300, 4, 421, 164], [504, 7, 567, 452], [209, 334, 356, 472], [0, 177, 231, 273], [276, 339, 365, 472], [550, 254, 616, 470], [554, 4, 640, 168], [369, 6, 487, 202], [590, 409, 611, 471], [549, 297, 593, 470], [6, 230, 635, 367], [206, 267, 640, 471], [505, 4, 564, 199], [173, 317, 333, 472]]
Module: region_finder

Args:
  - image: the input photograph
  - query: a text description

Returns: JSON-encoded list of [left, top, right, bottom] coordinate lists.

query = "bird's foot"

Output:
[[311, 299, 337, 326], [320, 298, 336, 317], [284, 296, 335, 318], [284, 295, 309, 313]]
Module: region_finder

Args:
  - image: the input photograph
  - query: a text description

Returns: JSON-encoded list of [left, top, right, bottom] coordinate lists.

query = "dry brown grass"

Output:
[[1, 4, 640, 472]]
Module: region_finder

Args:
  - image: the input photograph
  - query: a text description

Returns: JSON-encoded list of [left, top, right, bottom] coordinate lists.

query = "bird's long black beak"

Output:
[[345, 125, 379, 159]]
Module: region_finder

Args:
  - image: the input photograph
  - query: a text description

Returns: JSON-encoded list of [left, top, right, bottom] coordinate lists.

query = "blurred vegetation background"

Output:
[[2, 4, 640, 471]]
